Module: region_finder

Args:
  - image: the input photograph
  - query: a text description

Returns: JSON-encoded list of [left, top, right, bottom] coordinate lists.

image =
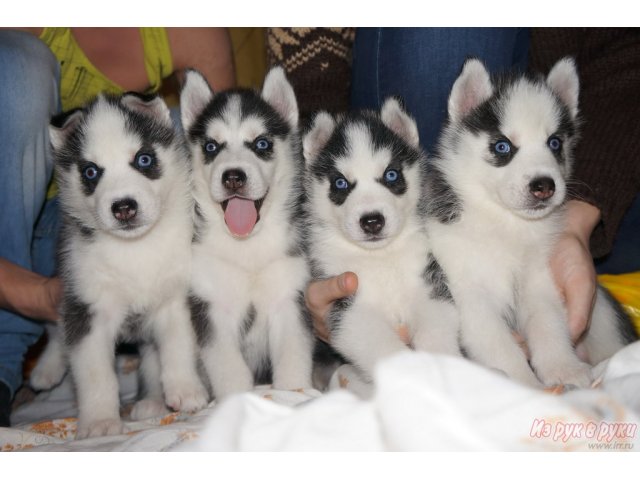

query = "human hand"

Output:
[[305, 272, 358, 342], [550, 200, 601, 342]]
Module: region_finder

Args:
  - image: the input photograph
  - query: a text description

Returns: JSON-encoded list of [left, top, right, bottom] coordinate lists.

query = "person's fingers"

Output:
[[305, 272, 358, 313], [306, 272, 358, 343]]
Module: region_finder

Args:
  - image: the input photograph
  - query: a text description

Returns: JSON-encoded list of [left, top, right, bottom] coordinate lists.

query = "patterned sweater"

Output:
[[530, 28, 640, 258]]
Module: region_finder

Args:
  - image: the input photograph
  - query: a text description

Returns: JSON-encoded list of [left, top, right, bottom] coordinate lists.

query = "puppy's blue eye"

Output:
[[255, 138, 272, 150], [136, 153, 154, 168], [548, 136, 562, 151], [204, 141, 218, 153], [494, 140, 511, 155], [334, 177, 349, 190], [83, 165, 99, 180], [384, 169, 399, 182]]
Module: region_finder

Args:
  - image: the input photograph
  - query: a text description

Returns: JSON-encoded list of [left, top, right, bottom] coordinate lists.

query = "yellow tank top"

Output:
[[39, 27, 173, 112]]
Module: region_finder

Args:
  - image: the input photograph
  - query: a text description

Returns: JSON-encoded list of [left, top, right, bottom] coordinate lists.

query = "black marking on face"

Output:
[[240, 304, 256, 339], [310, 111, 422, 206], [423, 254, 453, 303], [377, 167, 407, 195], [63, 293, 92, 346], [77, 160, 104, 195], [130, 147, 162, 180], [329, 173, 357, 206], [202, 138, 225, 165], [424, 162, 462, 224], [245, 136, 274, 161], [189, 89, 290, 153], [488, 136, 519, 167], [122, 105, 175, 149], [189, 295, 213, 347]]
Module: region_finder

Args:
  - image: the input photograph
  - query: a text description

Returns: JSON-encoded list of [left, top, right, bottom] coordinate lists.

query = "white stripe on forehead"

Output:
[[82, 101, 140, 166], [205, 94, 268, 142], [501, 80, 562, 144], [335, 123, 392, 181]]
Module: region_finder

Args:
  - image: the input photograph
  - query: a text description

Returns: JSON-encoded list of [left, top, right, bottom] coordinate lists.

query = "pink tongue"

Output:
[[224, 197, 258, 237]]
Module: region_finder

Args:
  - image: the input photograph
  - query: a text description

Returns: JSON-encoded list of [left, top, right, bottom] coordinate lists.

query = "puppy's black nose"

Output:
[[360, 212, 385, 235], [222, 169, 247, 192], [529, 177, 555, 200], [111, 198, 138, 221]]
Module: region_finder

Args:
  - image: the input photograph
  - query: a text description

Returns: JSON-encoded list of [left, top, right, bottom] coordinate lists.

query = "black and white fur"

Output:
[[303, 99, 461, 382], [180, 67, 313, 398], [426, 58, 638, 388], [47, 93, 207, 438]]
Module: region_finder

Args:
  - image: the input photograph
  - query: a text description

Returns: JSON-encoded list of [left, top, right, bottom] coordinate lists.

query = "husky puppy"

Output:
[[303, 99, 461, 382], [426, 58, 638, 388], [48, 93, 208, 438], [180, 67, 313, 398]]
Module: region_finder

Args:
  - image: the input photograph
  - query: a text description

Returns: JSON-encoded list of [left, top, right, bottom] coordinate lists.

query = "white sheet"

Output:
[[3, 342, 640, 451]]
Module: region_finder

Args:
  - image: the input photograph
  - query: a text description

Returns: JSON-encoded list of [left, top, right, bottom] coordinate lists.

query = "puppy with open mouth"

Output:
[[181, 67, 314, 398]]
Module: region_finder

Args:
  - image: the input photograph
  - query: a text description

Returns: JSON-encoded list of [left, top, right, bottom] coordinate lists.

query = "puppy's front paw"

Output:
[[540, 361, 593, 389], [30, 358, 66, 391], [165, 383, 209, 413], [76, 418, 124, 439], [130, 398, 170, 421]]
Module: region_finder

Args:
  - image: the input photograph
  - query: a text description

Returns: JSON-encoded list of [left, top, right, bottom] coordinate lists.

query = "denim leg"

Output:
[[350, 27, 530, 153], [0, 30, 60, 398], [596, 193, 640, 275]]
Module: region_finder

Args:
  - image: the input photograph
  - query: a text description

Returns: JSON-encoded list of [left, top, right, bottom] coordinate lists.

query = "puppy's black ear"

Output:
[[546, 57, 579, 119], [381, 97, 419, 148], [49, 109, 84, 152], [262, 66, 299, 129], [180, 69, 214, 133], [448, 58, 493, 123], [121, 92, 172, 127], [303, 111, 335, 164]]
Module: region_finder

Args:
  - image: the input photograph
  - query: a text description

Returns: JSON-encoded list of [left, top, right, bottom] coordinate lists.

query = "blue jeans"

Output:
[[350, 27, 530, 153], [0, 30, 60, 398]]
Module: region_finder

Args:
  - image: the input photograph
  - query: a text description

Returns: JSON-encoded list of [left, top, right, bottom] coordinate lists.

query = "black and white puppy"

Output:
[[180, 67, 314, 398], [303, 99, 461, 382], [426, 58, 638, 388], [48, 93, 207, 438]]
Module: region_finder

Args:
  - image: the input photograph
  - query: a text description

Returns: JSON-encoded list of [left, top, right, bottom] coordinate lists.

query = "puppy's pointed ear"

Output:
[[121, 92, 172, 126], [546, 57, 579, 119], [180, 69, 214, 132], [303, 111, 335, 164], [381, 97, 420, 148], [49, 109, 84, 152], [262, 66, 299, 129], [448, 58, 493, 123]]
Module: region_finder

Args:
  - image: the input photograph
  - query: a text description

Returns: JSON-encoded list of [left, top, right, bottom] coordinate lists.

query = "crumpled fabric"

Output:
[[185, 342, 640, 451]]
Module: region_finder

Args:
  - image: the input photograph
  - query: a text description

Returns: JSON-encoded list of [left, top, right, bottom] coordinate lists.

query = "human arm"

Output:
[[167, 27, 236, 91], [0, 259, 61, 322]]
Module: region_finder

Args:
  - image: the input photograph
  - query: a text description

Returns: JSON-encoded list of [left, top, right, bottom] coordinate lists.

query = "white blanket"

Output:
[[3, 342, 640, 451]]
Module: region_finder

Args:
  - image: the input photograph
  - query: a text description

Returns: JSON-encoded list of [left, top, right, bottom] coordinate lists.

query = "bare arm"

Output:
[[0, 258, 61, 322], [167, 27, 236, 91]]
